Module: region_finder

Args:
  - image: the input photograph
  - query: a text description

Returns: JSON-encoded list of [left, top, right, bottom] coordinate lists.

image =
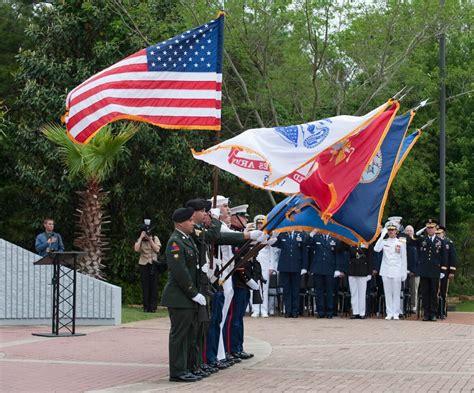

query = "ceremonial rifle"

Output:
[[218, 195, 298, 284], [212, 195, 297, 281]]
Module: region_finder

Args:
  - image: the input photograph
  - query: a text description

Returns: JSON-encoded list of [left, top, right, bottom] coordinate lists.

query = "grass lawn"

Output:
[[122, 305, 168, 323], [454, 301, 474, 312]]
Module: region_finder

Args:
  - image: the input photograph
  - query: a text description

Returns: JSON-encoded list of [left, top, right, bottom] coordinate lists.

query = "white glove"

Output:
[[381, 227, 388, 238], [267, 236, 278, 246], [210, 208, 221, 219], [257, 233, 270, 243], [249, 230, 263, 241], [440, 273, 445, 279], [334, 270, 341, 278], [416, 226, 426, 236], [402, 275, 407, 282], [301, 269, 307, 275], [310, 231, 316, 238], [192, 293, 207, 306], [246, 279, 259, 290], [200, 263, 209, 274], [245, 222, 256, 231], [366, 275, 372, 282], [206, 265, 215, 279]]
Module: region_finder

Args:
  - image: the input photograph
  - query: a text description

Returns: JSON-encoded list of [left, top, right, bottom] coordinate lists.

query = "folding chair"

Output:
[[267, 271, 281, 316]]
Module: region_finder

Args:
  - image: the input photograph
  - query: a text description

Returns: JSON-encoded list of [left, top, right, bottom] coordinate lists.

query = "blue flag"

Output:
[[266, 194, 359, 245], [331, 113, 415, 243], [396, 129, 421, 168]]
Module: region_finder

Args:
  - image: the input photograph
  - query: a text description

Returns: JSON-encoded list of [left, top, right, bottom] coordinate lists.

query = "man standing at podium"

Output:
[[35, 218, 64, 257]]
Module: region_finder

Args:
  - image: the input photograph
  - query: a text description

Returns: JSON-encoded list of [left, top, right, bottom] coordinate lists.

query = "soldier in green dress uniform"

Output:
[[161, 207, 206, 383]]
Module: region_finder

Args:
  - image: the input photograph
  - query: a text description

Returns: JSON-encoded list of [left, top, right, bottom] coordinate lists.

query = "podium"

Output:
[[32, 251, 87, 337]]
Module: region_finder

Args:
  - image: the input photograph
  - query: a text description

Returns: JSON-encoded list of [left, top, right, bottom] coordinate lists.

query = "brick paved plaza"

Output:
[[1, 313, 473, 392]]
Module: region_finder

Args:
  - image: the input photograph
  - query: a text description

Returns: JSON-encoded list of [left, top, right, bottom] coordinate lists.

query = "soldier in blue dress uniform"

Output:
[[272, 231, 309, 318], [408, 219, 448, 321], [307, 232, 342, 318]]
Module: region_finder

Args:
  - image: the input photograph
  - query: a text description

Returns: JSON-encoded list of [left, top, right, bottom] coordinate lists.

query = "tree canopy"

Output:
[[0, 0, 472, 299]]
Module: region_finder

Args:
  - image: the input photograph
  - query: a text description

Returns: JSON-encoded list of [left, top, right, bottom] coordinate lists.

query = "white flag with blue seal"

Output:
[[192, 101, 390, 194]]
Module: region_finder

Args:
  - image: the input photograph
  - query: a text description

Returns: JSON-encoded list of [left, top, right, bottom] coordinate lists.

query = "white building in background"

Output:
[[0, 239, 121, 326]]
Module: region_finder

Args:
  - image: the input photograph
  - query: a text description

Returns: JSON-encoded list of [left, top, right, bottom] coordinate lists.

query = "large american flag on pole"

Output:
[[65, 14, 224, 144]]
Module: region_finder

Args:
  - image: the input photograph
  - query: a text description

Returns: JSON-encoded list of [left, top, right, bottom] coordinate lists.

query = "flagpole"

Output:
[[213, 9, 226, 209], [439, 0, 446, 226]]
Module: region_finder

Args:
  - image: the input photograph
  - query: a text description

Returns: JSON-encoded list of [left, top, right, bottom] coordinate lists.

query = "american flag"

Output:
[[65, 15, 224, 144]]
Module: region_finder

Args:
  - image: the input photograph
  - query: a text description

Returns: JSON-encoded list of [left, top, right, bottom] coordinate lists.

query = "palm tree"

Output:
[[42, 124, 137, 279]]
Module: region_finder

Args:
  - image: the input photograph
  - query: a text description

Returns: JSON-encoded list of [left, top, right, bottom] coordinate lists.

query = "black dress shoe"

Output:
[[440, 314, 446, 320], [327, 315, 333, 319], [422, 316, 430, 321], [316, 314, 325, 319], [169, 374, 198, 382], [233, 351, 251, 359], [210, 361, 228, 369], [202, 364, 218, 373], [190, 373, 202, 381], [359, 315, 366, 319], [192, 369, 209, 378], [227, 353, 242, 362], [430, 316, 437, 321], [291, 314, 298, 318], [241, 351, 254, 358], [285, 314, 291, 318], [350, 315, 358, 319]]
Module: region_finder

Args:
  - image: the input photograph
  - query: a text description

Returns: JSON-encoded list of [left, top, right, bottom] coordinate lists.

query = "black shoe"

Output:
[[224, 358, 235, 366], [316, 314, 325, 319], [209, 361, 227, 369], [291, 314, 298, 318], [285, 314, 291, 318], [440, 314, 446, 320], [226, 353, 241, 363], [422, 316, 430, 321], [430, 316, 437, 321], [241, 351, 254, 359], [169, 374, 198, 382], [192, 369, 209, 378], [202, 364, 218, 373], [190, 373, 203, 381], [359, 315, 366, 319], [327, 315, 333, 319], [350, 315, 358, 319], [233, 351, 251, 360]]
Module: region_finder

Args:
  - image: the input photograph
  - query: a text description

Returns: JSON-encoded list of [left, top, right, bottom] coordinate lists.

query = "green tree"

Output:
[[42, 123, 137, 279]]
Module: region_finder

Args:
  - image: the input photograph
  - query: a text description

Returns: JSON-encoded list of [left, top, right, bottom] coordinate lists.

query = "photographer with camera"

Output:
[[134, 219, 162, 313], [35, 218, 64, 257]]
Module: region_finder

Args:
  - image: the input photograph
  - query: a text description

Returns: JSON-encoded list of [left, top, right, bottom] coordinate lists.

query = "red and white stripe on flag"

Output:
[[65, 15, 224, 144]]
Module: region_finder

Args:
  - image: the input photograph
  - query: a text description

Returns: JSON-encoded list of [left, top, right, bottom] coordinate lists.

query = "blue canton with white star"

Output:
[[146, 16, 223, 73]]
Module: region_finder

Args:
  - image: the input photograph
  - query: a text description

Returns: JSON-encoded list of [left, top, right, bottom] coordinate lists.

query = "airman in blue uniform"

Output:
[[273, 231, 308, 318], [307, 232, 342, 318]]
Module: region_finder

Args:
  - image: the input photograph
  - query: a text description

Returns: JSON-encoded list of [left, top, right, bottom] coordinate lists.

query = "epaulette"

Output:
[[398, 237, 407, 243]]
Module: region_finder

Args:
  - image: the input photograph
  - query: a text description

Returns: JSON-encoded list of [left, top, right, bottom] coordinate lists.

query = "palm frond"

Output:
[[41, 123, 85, 178], [84, 123, 138, 182]]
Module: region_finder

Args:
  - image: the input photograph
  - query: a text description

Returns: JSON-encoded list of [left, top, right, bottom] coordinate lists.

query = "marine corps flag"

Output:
[[331, 112, 416, 244], [300, 101, 399, 222]]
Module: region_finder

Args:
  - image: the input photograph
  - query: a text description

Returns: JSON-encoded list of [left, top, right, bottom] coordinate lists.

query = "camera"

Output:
[[142, 219, 152, 239]]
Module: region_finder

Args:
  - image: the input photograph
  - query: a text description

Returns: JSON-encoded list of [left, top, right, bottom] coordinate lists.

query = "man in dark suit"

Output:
[[272, 231, 308, 318], [161, 207, 206, 383]]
